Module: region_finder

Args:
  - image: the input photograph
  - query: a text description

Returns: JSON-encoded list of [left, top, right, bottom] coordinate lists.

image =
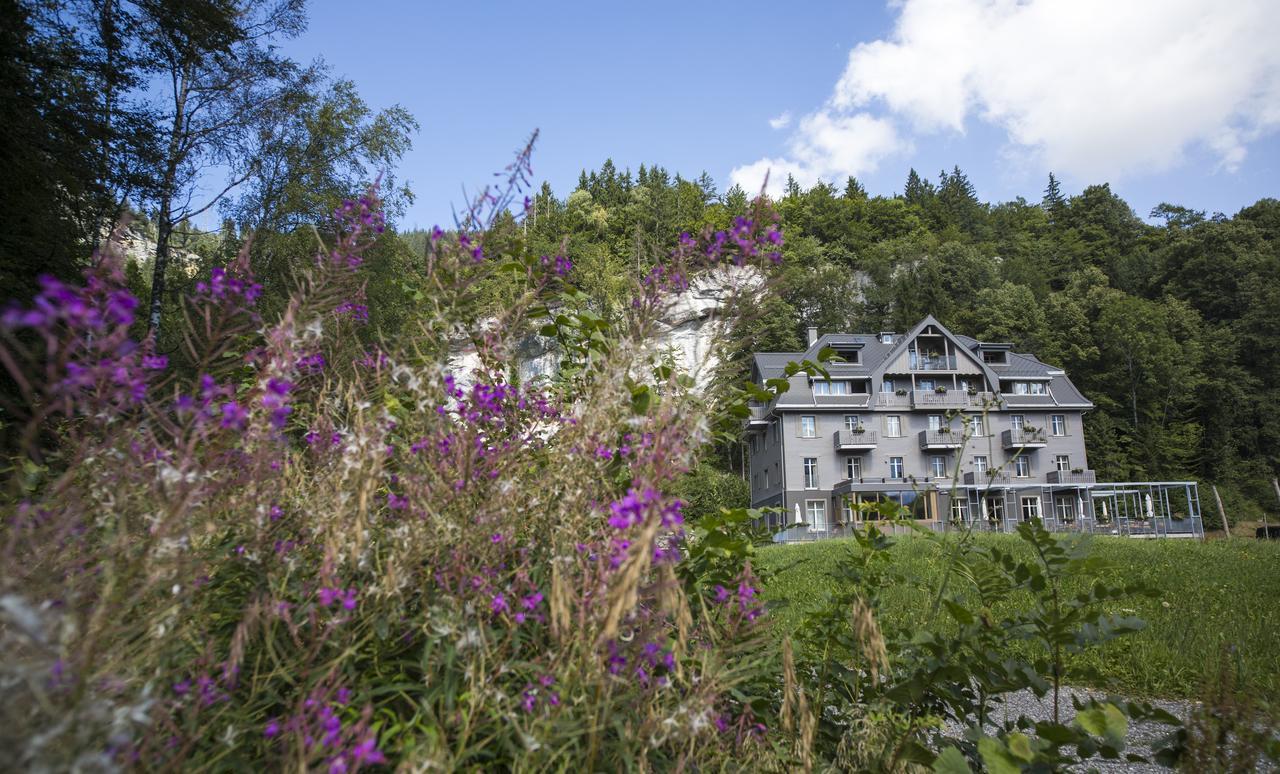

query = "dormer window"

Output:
[[833, 348, 861, 364], [813, 380, 849, 396], [982, 350, 1007, 365]]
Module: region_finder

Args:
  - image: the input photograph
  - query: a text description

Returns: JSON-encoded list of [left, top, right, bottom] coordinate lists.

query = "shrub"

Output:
[[0, 146, 795, 769]]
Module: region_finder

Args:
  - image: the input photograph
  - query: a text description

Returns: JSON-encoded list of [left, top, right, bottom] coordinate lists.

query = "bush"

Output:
[[0, 154, 794, 769]]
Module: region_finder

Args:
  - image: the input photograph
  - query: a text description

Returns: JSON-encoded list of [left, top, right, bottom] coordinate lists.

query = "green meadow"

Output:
[[757, 533, 1280, 701]]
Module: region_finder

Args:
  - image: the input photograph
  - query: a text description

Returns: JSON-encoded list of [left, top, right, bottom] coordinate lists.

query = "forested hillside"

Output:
[[403, 163, 1280, 524]]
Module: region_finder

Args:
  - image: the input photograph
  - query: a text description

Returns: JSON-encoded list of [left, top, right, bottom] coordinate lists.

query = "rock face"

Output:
[[450, 266, 760, 392]]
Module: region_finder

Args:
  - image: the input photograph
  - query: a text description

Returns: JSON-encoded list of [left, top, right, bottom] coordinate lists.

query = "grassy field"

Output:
[[756, 533, 1280, 701]]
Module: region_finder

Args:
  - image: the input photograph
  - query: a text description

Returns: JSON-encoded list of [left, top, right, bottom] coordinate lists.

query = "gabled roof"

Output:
[[751, 317, 1094, 409]]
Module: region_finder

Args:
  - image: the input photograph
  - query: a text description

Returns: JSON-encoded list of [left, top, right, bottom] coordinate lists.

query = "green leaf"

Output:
[[977, 738, 1022, 774], [931, 746, 972, 774], [1007, 732, 1034, 762]]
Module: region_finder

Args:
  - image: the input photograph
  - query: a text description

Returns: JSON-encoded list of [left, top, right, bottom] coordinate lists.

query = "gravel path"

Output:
[[941, 687, 1193, 772]]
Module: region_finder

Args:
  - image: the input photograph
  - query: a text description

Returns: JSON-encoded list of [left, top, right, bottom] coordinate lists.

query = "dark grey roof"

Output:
[[752, 319, 1093, 409]]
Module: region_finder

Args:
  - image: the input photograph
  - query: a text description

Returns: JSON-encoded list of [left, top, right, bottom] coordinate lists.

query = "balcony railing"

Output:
[[875, 391, 912, 407], [1002, 427, 1048, 449], [963, 470, 1013, 485], [918, 429, 963, 449], [909, 354, 957, 370], [834, 429, 878, 450], [1047, 470, 1096, 485], [911, 389, 997, 408]]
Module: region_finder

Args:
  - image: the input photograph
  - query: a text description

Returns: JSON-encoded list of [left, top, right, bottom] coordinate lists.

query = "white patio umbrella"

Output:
[[1145, 493, 1155, 520], [1101, 500, 1109, 519], [980, 496, 989, 523], [1077, 494, 1086, 521], [794, 502, 804, 526]]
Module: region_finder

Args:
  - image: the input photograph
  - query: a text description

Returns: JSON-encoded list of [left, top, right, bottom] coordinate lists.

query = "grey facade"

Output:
[[743, 316, 1202, 538]]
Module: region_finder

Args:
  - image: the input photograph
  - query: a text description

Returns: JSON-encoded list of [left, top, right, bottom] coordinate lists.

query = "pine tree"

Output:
[[843, 176, 867, 200], [903, 168, 934, 207], [1043, 172, 1064, 222]]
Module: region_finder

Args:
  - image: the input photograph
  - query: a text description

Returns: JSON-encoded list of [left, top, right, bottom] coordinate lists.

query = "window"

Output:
[[846, 456, 862, 480], [750, 434, 760, 454], [974, 455, 989, 474], [814, 380, 849, 395], [918, 379, 935, 391], [1029, 382, 1047, 395], [950, 497, 969, 523], [1054, 455, 1070, 472], [803, 457, 818, 488], [1020, 496, 1041, 522], [969, 415, 985, 437], [806, 500, 827, 531], [1055, 496, 1076, 523], [752, 473, 760, 492], [770, 418, 779, 446], [881, 379, 895, 393], [931, 456, 947, 478], [841, 497, 855, 524], [928, 414, 943, 432], [888, 456, 904, 479], [1014, 456, 1031, 478], [844, 415, 861, 431], [885, 415, 902, 437], [1010, 414, 1025, 431], [763, 468, 770, 489], [800, 416, 816, 438], [958, 378, 973, 392], [986, 495, 1005, 523], [1051, 414, 1066, 436], [1013, 381, 1049, 395], [982, 350, 1007, 364]]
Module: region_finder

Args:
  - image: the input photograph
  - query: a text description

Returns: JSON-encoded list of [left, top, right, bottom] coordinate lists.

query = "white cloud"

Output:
[[832, 0, 1280, 178], [733, 0, 1280, 191], [731, 112, 907, 196], [768, 111, 792, 130]]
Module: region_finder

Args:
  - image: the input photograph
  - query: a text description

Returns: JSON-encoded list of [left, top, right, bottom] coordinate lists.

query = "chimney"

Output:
[[807, 326, 819, 346], [879, 331, 895, 344]]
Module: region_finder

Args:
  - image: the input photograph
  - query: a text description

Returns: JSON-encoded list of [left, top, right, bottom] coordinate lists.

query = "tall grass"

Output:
[[758, 533, 1280, 700]]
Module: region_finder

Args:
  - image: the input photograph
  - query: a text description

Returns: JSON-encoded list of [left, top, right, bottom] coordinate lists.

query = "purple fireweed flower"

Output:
[[318, 587, 339, 607], [387, 492, 409, 510], [340, 588, 358, 611], [220, 401, 248, 430], [491, 593, 509, 614], [714, 585, 730, 604], [269, 504, 284, 521], [173, 679, 191, 696], [521, 591, 543, 611], [335, 687, 352, 705], [490, 532, 504, 544], [142, 354, 168, 370], [264, 719, 280, 738]]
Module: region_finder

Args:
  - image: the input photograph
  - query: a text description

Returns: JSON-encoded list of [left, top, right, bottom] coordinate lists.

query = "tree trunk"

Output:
[[1211, 484, 1230, 538], [148, 74, 189, 340]]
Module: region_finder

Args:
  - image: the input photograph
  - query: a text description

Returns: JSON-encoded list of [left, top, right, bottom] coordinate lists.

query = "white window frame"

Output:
[[973, 455, 989, 474], [1054, 455, 1070, 472], [803, 457, 818, 489], [969, 415, 985, 437], [1055, 496, 1075, 523], [845, 456, 861, 480], [770, 418, 779, 446], [1020, 495, 1042, 522], [806, 499, 827, 531], [885, 415, 903, 437], [950, 498, 969, 522], [1010, 414, 1025, 431], [844, 414, 861, 431], [931, 455, 947, 478], [888, 456, 904, 479], [763, 468, 770, 489], [918, 378, 935, 391], [1051, 414, 1066, 436], [881, 379, 895, 393], [1029, 382, 1047, 395], [928, 414, 943, 432], [841, 497, 855, 524], [800, 415, 816, 438], [1014, 456, 1031, 478]]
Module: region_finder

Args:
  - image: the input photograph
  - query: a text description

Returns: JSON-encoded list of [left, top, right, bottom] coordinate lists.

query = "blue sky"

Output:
[[284, 0, 1280, 229]]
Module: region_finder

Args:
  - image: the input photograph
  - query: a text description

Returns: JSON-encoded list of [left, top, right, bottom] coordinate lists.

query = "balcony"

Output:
[[834, 429, 878, 451], [909, 353, 957, 371], [1002, 427, 1047, 449], [745, 403, 769, 427], [1047, 470, 1096, 485], [964, 470, 1013, 486], [910, 389, 997, 409], [918, 429, 963, 450], [875, 391, 912, 408]]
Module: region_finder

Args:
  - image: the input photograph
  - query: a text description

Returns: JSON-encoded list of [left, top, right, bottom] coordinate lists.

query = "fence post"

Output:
[[1212, 484, 1230, 538]]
